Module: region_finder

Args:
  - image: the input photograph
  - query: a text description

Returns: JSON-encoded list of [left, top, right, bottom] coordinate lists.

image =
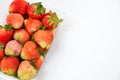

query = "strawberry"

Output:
[[34, 55, 44, 69], [1, 57, 19, 76], [14, 29, 30, 44], [5, 40, 22, 57], [0, 25, 13, 46], [9, 0, 28, 15], [34, 30, 53, 49], [24, 19, 42, 35], [21, 41, 40, 60], [42, 11, 63, 29], [6, 13, 24, 29], [18, 61, 37, 80], [27, 2, 46, 19]]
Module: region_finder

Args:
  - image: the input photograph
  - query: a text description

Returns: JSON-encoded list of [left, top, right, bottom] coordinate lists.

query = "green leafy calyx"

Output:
[[48, 11, 63, 28], [34, 2, 46, 14], [4, 25, 12, 30], [38, 50, 45, 58]]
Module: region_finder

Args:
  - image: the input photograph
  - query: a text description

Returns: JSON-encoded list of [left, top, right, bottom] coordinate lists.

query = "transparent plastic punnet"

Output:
[[0, 0, 65, 80]]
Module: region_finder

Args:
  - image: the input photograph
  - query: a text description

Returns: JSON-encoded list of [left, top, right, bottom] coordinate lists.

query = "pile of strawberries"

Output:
[[0, 0, 63, 80]]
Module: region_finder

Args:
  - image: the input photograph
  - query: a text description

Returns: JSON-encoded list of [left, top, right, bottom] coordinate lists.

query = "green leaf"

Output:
[[30, 60, 35, 65], [42, 26, 46, 30], [0, 44, 4, 50], [40, 7, 46, 14], [49, 20, 54, 25], [4, 25, 12, 30], [31, 35, 34, 41], [37, 2, 42, 7], [38, 50, 45, 57], [47, 11, 63, 29], [58, 19, 63, 22], [41, 26, 46, 30], [34, 2, 46, 14], [39, 26, 46, 30]]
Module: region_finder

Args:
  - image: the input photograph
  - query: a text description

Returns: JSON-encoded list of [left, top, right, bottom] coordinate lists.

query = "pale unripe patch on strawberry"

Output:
[[13, 24, 21, 29], [4, 69, 15, 76], [21, 52, 27, 59], [5, 40, 22, 56], [46, 44, 50, 49], [40, 41, 50, 49], [40, 41, 47, 48], [18, 61, 37, 80], [14, 29, 30, 44], [14, 33, 23, 40]]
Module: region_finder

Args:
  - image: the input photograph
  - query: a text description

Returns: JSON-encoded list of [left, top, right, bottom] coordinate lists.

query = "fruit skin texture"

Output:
[[9, 0, 28, 15], [34, 55, 44, 69], [1, 57, 19, 76], [27, 2, 46, 19], [34, 30, 53, 49], [24, 19, 42, 35], [0, 25, 13, 46], [6, 13, 24, 29], [0, 49, 4, 61], [18, 61, 37, 80], [5, 40, 22, 57], [14, 29, 30, 44], [42, 12, 63, 29], [0, 49, 5, 68], [21, 41, 40, 60]]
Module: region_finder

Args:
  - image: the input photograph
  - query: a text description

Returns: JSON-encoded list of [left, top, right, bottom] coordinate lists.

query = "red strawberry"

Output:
[[24, 19, 42, 35], [1, 57, 19, 76], [6, 13, 24, 29], [42, 11, 63, 29], [5, 40, 22, 57], [0, 25, 13, 46], [18, 61, 37, 80], [21, 41, 40, 60], [14, 29, 30, 44], [9, 0, 28, 15], [34, 30, 53, 49], [27, 2, 46, 19], [34, 55, 44, 69]]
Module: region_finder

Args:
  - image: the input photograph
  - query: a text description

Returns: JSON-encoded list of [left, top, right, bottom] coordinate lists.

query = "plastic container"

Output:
[[0, 0, 66, 80]]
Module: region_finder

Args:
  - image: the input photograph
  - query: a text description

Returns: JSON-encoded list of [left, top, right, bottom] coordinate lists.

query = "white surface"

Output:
[[0, 0, 120, 80]]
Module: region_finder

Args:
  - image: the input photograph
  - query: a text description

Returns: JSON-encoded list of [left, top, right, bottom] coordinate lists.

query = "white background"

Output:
[[0, 0, 120, 80]]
